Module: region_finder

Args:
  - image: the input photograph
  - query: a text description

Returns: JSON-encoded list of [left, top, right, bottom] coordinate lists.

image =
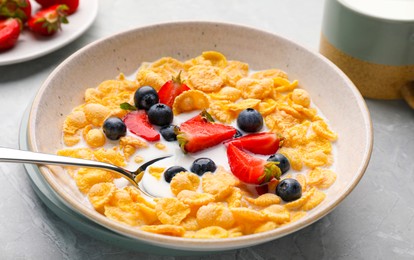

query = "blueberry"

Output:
[[134, 86, 159, 110], [147, 103, 173, 126], [233, 129, 243, 138], [102, 117, 126, 140], [190, 158, 216, 176], [237, 108, 263, 133], [160, 125, 177, 141], [276, 178, 302, 202], [164, 166, 187, 183], [267, 153, 290, 174]]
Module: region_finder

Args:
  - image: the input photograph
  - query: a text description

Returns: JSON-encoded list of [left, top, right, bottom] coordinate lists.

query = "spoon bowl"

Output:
[[0, 147, 170, 197]]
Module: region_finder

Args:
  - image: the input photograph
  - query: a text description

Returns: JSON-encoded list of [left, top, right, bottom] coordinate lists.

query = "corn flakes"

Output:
[[172, 89, 210, 115], [58, 51, 338, 238]]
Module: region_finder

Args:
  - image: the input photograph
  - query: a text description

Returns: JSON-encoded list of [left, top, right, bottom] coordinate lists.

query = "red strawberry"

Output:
[[123, 110, 160, 142], [28, 4, 68, 36], [158, 71, 190, 108], [0, 18, 21, 51], [35, 0, 78, 15], [227, 143, 281, 185], [0, 0, 32, 22], [56, 0, 78, 15], [225, 132, 283, 155], [177, 111, 236, 153]]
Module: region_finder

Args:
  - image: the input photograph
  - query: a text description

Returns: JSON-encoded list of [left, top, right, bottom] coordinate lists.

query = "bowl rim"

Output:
[[27, 21, 373, 251]]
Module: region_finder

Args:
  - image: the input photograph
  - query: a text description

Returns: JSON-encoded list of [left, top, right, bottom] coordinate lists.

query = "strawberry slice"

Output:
[[225, 132, 283, 155], [227, 143, 281, 185], [158, 71, 190, 108], [123, 110, 160, 142], [177, 111, 236, 153], [0, 18, 21, 51]]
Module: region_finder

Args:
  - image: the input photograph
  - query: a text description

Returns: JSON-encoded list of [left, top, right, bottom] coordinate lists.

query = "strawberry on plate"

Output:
[[28, 4, 68, 36], [0, 0, 32, 22], [123, 110, 160, 142], [0, 18, 21, 51], [177, 111, 236, 153], [34, 0, 79, 15], [227, 143, 281, 185], [225, 132, 283, 155], [158, 71, 190, 108]]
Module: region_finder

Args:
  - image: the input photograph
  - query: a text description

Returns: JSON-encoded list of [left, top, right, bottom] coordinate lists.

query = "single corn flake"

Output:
[[93, 147, 126, 167], [83, 125, 106, 148], [201, 168, 239, 200], [245, 193, 281, 207], [104, 205, 148, 227], [254, 221, 278, 234], [201, 51, 228, 68], [155, 197, 190, 225], [291, 89, 311, 107], [187, 65, 224, 92], [141, 224, 186, 237], [312, 119, 338, 141], [172, 89, 210, 115], [236, 78, 273, 100], [75, 168, 115, 194], [301, 188, 326, 211], [262, 204, 290, 224], [177, 190, 215, 206], [191, 226, 229, 239], [307, 167, 337, 189], [63, 110, 88, 135], [209, 86, 242, 102], [87, 182, 116, 213], [148, 166, 165, 180], [57, 148, 94, 160], [170, 171, 200, 196], [284, 187, 316, 210], [250, 69, 288, 80], [83, 103, 111, 127], [226, 98, 261, 113], [222, 60, 249, 87], [196, 203, 235, 229], [230, 207, 266, 223]]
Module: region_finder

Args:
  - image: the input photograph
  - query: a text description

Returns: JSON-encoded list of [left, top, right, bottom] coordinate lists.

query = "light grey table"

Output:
[[1, 0, 413, 259]]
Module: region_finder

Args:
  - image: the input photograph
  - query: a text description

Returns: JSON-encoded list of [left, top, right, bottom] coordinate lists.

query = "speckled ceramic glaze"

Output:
[[27, 21, 373, 252]]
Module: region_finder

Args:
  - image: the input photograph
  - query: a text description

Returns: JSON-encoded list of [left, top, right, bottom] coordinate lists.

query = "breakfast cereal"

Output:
[[58, 51, 338, 238]]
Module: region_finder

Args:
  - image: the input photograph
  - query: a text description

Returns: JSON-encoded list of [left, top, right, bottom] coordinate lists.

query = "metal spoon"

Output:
[[0, 147, 170, 197]]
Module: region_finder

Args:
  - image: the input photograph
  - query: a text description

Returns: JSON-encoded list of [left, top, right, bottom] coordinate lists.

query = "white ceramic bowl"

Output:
[[27, 21, 373, 252]]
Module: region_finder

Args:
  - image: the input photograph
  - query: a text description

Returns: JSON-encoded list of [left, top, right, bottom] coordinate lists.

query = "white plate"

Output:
[[0, 0, 98, 66]]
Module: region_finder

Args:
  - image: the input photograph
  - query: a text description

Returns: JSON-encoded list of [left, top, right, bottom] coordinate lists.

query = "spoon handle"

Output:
[[0, 147, 129, 177]]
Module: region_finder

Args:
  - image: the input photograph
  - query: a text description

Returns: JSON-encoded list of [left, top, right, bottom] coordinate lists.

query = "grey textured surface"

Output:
[[0, 0, 413, 259]]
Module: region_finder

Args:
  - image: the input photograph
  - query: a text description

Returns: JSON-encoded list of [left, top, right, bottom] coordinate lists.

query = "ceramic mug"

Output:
[[319, 0, 414, 107]]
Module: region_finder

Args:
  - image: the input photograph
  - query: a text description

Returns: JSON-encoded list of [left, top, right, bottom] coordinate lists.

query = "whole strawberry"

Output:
[[28, 4, 69, 36], [34, 0, 79, 15], [0, 0, 31, 22]]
